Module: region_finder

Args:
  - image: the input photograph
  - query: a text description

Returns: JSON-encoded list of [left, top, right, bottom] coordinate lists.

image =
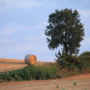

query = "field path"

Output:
[[0, 73, 90, 90]]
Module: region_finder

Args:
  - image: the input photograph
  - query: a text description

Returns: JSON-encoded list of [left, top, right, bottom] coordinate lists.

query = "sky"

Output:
[[0, 0, 90, 61]]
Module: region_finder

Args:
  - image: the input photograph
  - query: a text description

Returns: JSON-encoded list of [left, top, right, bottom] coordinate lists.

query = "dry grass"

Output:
[[0, 63, 27, 72], [0, 58, 27, 72], [0, 58, 55, 72], [0, 58, 24, 63], [36, 61, 55, 66]]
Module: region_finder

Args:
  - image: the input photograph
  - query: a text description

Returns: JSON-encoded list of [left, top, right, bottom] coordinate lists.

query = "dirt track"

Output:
[[0, 73, 90, 90]]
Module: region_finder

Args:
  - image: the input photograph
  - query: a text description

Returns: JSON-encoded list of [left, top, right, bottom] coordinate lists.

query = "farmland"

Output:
[[0, 58, 54, 72], [0, 73, 90, 90], [0, 58, 27, 72], [0, 58, 90, 90]]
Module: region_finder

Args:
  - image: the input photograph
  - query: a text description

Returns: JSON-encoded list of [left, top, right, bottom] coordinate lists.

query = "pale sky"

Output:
[[0, 0, 90, 61]]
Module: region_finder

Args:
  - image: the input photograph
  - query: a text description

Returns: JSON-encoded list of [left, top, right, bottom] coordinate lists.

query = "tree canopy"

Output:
[[45, 8, 84, 56]]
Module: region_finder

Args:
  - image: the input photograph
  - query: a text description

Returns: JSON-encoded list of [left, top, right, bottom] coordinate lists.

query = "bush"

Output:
[[78, 51, 90, 70], [0, 64, 58, 82], [64, 56, 82, 71], [56, 54, 82, 71]]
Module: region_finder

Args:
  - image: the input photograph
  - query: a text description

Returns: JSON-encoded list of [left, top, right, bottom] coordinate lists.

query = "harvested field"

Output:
[[0, 73, 90, 90], [0, 58, 27, 72], [36, 61, 55, 66], [0, 58, 54, 72], [0, 63, 27, 72], [0, 58, 24, 63]]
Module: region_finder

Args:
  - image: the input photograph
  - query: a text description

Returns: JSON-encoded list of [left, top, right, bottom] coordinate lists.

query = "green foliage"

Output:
[[45, 8, 84, 56], [80, 51, 90, 56], [0, 65, 58, 82], [56, 51, 90, 72], [78, 51, 90, 69], [56, 51, 82, 71]]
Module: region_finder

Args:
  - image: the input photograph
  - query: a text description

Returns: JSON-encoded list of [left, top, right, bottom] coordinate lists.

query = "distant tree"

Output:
[[45, 8, 84, 57]]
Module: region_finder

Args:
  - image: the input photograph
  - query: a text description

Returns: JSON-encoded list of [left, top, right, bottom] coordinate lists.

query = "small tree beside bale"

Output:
[[25, 55, 37, 65]]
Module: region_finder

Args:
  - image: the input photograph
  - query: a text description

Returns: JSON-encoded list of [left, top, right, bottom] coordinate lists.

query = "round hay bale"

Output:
[[25, 54, 37, 64]]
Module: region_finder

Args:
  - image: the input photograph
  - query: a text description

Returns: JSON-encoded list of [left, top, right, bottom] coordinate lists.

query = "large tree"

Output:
[[45, 9, 84, 56]]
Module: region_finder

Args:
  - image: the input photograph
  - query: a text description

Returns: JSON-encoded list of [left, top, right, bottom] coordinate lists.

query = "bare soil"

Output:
[[0, 73, 90, 90]]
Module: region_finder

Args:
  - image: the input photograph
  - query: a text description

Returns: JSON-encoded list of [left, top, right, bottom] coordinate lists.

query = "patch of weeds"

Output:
[[73, 81, 77, 86], [56, 84, 60, 88], [61, 88, 66, 90], [83, 88, 88, 90]]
